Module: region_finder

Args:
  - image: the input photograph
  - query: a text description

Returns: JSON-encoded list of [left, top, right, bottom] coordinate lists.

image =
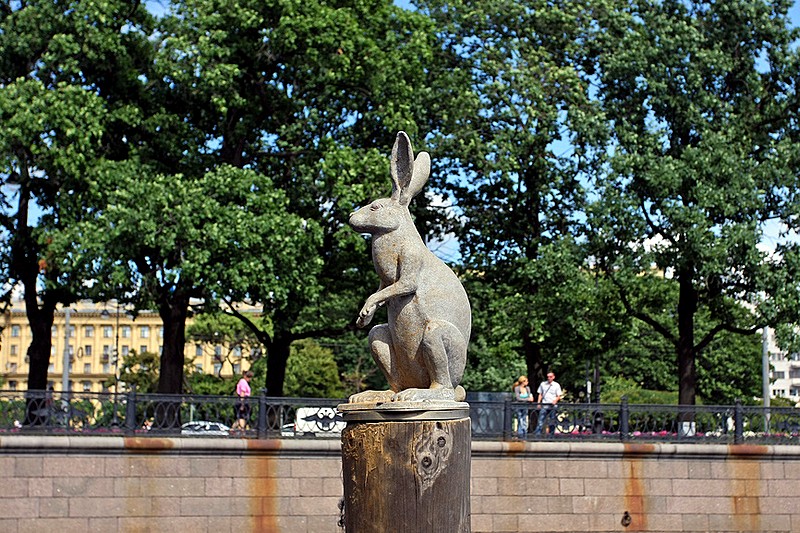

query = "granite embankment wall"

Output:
[[1, 436, 799, 533]]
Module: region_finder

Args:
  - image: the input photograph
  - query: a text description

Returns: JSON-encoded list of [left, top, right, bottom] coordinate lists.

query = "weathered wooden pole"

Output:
[[340, 405, 471, 533]]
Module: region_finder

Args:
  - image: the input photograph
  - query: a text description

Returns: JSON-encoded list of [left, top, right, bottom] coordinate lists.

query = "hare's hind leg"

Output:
[[393, 319, 467, 403], [347, 324, 397, 404]]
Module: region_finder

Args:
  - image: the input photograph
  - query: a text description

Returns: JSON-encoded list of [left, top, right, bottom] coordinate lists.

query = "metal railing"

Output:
[[1, 390, 799, 444]]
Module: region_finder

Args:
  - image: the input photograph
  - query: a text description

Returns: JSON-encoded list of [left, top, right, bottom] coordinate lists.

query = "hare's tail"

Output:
[[455, 385, 466, 402]]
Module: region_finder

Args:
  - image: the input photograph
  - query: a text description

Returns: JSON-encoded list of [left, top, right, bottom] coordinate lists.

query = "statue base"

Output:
[[340, 403, 471, 532], [338, 400, 469, 420]]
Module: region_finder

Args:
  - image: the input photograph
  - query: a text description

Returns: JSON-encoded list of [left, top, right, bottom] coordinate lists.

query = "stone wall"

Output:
[[1, 435, 799, 532]]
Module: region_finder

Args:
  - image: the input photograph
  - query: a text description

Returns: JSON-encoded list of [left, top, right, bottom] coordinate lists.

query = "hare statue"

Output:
[[348, 131, 471, 404]]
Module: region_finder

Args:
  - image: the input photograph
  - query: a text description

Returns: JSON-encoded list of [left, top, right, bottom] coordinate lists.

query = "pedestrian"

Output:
[[232, 370, 253, 434], [534, 371, 562, 436], [512, 375, 534, 438]]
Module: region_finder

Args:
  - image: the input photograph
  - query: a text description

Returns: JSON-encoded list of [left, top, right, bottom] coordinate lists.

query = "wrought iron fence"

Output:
[[1, 390, 799, 444]]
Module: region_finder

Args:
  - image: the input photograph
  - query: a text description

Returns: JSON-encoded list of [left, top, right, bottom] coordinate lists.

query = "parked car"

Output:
[[181, 421, 230, 436]]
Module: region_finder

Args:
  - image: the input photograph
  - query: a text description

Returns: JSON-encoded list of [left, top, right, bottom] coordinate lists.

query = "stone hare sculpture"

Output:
[[348, 131, 471, 404]]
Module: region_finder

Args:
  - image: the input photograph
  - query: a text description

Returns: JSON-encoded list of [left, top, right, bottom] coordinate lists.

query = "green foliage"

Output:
[[283, 339, 347, 399], [5, 0, 798, 406], [416, 0, 610, 388], [117, 351, 160, 394], [600, 376, 678, 405], [0, 0, 156, 390], [586, 0, 800, 404]]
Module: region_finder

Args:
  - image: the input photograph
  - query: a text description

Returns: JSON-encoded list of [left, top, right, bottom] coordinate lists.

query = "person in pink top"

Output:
[[232, 370, 253, 433]]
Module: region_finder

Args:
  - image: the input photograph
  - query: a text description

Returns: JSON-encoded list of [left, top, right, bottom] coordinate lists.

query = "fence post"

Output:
[[125, 387, 137, 436], [619, 396, 629, 442], [257, 388, 268, 439], [503, 399, 513, 441], [734, 398, 743, 445]]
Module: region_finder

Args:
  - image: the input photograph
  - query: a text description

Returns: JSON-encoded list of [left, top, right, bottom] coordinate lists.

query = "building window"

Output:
[[82, 381, 92, 392], [8, 362, 18, 373], [48, 363, 55, 372], [140, 345, 147, 354], [140, 326, 150, 338], [11, 325, 20, 337], [121, 326, 131, 339], [122, 345, 130, 356], [102, 364, 110, 373], [213, 363, 222, 374], [790, 369, 800, 379], [159, 327, 164, 338], [84, 363, 92, 373], [10, 345, 17, 356], [233, 363, 241, 374], [51, 326, 58, 337], [774, 371, 786, 379], [233, 346, 242, 358], [8, 381, 17, 391], [84, 345, 92, 357], [68, 325, 75, 338], [195, 364, 203, 373], [195, 344, 203, 356], [214, 346, 222, 357], [103, 326, 113, 338], [85, 326, 94, 337]]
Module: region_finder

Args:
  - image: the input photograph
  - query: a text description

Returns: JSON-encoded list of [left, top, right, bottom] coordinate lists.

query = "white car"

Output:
[[181, 421, 230, 436]]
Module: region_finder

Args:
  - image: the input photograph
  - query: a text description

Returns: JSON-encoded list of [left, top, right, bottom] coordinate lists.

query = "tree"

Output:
[[186, 311, 266, 377], [283, 339, 347, 398], [117, 350, 160, 394], [416, 0, 607, 385], [154, 0, 446, 395], [0, 1, 155, 397], [67, 163, 315, 394], [587, 0, 800, 405]]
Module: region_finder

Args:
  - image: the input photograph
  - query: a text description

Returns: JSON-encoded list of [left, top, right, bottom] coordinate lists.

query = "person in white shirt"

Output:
[[534, 371, 562, 436]]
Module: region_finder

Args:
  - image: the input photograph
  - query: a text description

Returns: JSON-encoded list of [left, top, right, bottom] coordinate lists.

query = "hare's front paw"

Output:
[[356, 303, 377, 328]]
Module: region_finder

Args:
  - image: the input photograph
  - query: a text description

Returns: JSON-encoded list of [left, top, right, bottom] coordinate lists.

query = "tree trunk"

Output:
[[157, 293, 190, 394], [523, 330, 545, 385], [265, 335, 291, 397], [677, 269, 697, 406], [22, 291, 58, 425]]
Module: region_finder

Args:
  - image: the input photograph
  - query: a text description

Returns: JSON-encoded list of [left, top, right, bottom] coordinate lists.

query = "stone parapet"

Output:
[[1, 436, 799, 532]]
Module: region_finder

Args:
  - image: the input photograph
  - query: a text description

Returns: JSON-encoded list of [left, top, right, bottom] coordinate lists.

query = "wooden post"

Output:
[[340, 406, 471, 533]]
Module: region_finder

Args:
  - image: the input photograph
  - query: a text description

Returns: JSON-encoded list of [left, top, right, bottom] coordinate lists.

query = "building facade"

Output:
[[769, 350, 800, 404], [1, 299, 251, 392]]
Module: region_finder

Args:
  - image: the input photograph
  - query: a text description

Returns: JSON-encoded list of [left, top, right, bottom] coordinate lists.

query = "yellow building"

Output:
[[0, 298, 251, 392]]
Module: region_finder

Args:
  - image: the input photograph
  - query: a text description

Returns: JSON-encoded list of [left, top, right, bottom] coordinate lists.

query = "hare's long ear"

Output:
[[399, 151, 430, 206], [390, 131, 414, 202]]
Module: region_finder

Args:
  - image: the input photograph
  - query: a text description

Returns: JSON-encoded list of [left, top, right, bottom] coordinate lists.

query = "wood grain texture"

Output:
[[341, 417, 471, 532]]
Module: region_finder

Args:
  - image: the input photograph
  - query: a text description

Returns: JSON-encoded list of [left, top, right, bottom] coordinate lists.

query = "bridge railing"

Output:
[[1, 390, 798, 444]]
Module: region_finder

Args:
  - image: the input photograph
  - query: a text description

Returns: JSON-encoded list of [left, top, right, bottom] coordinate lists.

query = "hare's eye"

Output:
[[370, 202, 382, 211]]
